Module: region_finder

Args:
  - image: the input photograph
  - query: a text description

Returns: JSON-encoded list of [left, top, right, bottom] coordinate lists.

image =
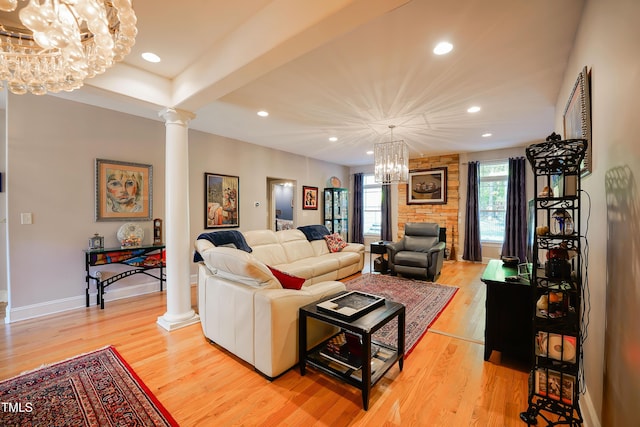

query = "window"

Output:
[[363, 174, 381, 237], [478, 161, 508, 242]]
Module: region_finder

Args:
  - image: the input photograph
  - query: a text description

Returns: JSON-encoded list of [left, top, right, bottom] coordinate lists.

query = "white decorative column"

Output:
[[157, 108, 200, 331]]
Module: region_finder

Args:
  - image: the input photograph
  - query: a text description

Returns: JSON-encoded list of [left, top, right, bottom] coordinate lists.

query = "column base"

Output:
[[157, 312, 200, 331]]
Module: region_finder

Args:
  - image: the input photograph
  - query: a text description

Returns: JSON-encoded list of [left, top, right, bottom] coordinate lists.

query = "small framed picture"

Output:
[[302, 186, 319, 210], [205, 172, 239, 229], [407, 167, 447, 205], [95, 159, 152, 221]]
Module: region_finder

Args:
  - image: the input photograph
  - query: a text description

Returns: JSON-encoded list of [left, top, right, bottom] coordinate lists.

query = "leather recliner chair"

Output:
[[387, 222, 446, 281]]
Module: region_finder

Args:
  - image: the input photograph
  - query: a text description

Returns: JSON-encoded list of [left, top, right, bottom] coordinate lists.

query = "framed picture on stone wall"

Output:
[[407, 167, 447, 205]]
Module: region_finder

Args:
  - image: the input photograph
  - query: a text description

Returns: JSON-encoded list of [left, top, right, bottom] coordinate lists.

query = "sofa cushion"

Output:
[[277, 229, 315, 262], [404, 235, 438, 252], [244, 230, 289, 265], [324, 233, 348, 252], [395, 251, 429, 268], [267, 266, 305, 290], [200, 246, 280, 289]]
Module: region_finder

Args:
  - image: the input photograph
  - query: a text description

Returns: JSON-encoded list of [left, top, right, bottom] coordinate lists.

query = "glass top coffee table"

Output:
[[298, 291, 405, 410]]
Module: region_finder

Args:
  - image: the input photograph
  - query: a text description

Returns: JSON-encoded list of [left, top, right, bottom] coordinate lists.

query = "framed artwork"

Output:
[[205, 172, 239, 229], [95, 159, 152, 221], [302, 186, 319, 210], [407, 167, 448, 205], [563, 66, 592, 176]]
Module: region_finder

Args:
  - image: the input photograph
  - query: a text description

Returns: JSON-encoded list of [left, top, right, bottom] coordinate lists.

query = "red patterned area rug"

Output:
[[0, 346, 178, 426], [345, 273, 458, 356]]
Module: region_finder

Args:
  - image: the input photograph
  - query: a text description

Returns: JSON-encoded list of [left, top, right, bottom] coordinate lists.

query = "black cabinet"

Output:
[[520, 136, 587, 426], [481, 259, 532, 365]]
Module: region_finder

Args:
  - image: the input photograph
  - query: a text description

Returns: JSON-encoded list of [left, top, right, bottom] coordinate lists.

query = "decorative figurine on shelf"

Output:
[[117, 223, 144, 248], [538, 186, 553, 197], [89, 233, 104, 250], [551, 209, 574, 235], [153, 218, 163, 245]]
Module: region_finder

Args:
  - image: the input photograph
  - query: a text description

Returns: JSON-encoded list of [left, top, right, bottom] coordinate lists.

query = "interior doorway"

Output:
[[267, 178, 296, 231]]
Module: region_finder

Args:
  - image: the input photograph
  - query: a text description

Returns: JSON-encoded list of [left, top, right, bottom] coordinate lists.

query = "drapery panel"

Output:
[[501, 157, 527, 262], [463, 161, 482, 261], [351, 173, 364, 244], [381, 184, 392, 241]]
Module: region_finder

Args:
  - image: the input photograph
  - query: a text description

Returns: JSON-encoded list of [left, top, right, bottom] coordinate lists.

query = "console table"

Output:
[[84, 245, 165, 309], [481, 259, 532, 365], [299, 293, 405, 410]]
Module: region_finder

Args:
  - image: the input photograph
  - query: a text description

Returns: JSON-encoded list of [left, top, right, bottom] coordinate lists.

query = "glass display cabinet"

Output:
[[324, 188, 348, 241]]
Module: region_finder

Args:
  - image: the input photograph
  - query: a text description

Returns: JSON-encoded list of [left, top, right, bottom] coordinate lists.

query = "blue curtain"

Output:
[[381, 184, 392, 241], [501, 157, 527, 262], [463, 161, 482, 261], [351, 173, 364, 243]]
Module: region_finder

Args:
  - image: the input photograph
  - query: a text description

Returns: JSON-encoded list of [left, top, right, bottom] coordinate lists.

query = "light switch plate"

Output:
[[20, 213, 32, 225]]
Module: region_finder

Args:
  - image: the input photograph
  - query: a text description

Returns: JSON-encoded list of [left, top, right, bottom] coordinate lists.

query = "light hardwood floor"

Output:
[[0, 261, 530, 426]]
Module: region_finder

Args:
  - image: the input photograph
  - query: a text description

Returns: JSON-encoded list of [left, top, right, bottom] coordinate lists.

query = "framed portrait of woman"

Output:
[[95, 159, 153, 221]]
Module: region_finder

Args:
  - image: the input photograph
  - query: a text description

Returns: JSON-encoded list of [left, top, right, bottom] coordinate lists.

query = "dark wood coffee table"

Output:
[[299, 292, 405, 410]]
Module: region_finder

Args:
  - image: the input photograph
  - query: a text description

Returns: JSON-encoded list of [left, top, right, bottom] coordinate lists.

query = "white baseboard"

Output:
[[0, 289, 7, 302], [581, 387, 601, 427], [5, 276, 198, 324]]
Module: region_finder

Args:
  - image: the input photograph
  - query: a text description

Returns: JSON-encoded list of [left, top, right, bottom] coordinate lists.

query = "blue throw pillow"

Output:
[[297, 225, 330, 241]]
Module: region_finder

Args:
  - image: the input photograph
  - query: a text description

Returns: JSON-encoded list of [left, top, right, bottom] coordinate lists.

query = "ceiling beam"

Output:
[[171, 0, 411, 112]]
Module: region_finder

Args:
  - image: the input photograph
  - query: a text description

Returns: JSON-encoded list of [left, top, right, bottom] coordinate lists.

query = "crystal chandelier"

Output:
[[374, 125, 409, 183], [0, 0, 137, 95]]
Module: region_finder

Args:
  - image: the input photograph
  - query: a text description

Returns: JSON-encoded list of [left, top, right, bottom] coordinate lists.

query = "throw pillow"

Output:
[[324, 233, 348, 253], [267, 266, 305, 290]]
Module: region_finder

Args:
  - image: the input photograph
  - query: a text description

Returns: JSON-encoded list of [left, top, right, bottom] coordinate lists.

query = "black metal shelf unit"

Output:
[[520, 136, 587, 426]]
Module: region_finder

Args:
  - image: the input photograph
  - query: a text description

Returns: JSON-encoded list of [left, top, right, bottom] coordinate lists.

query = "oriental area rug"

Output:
[[345, 273, 458, 356], [0, 346, 178, 427]]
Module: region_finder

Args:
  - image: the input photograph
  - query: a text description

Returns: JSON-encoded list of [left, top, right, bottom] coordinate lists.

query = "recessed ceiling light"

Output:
[[433, 41, 453, 55], [329, 136, 338, 142], [366, 150, 374, 155], [482, 133, 492, 138], [467, 106, 481, 113], [257, 110, 269, 117], [141, 52, 161, 63]]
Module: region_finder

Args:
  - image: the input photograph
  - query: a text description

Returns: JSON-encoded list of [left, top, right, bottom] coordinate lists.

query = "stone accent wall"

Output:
[[397, 154, 460, 259]]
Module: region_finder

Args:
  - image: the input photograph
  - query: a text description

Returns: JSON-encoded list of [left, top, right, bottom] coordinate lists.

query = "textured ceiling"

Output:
[[49, 0, 585, 166]]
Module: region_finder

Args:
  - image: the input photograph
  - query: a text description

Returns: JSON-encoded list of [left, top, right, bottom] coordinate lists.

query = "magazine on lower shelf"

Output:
[[318, 332, 380, 370]]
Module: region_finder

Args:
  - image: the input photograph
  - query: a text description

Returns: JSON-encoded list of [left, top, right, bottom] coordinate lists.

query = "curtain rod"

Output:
[[460, 156, 524, 165]]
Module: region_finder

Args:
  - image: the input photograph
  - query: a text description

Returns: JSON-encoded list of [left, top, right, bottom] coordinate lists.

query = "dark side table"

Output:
[[480, 259, 532, 365], [299, 293, 405, 410], [369, 241, 391, 273]]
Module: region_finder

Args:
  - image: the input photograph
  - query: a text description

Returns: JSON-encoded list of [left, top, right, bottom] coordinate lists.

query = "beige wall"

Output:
[[3, 94, 348, 322], [558, 0, 640, 426]]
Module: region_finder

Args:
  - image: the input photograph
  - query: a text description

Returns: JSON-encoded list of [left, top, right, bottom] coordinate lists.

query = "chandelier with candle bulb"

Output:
[[0, 0, 137, 95]]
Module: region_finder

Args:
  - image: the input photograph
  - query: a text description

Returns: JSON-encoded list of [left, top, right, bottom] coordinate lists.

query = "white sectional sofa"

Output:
[[194, 227, 365, 378]]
